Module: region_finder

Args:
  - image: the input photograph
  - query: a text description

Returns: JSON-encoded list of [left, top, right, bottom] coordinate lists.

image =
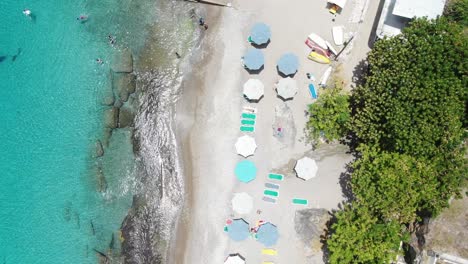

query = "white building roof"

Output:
[[392, 0, 446, 19]]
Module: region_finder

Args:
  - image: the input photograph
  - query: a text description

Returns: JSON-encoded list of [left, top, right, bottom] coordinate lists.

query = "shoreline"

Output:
[[171, 5, 223, 264]]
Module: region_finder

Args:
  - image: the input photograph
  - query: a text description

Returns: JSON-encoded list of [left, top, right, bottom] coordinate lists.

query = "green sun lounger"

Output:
[[264, 190, 279, 197], [242, 113, 256, 120], [292, 198, 308, 205], [240, 126, 255, 132], [241, 119, 255, 125], [268, 173, 284, 181]]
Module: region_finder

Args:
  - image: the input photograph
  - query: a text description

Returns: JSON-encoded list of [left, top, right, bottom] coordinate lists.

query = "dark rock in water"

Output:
[[95, 140, 104, 157], [113, 99, 123, 109], [0, 56, 7, 63], [96, 167, 107, 193], [101, 71, 115, 106], [104, 107, 119, 129], [118, 107, 135, 128], [111, 48, 133, 73], [113, 72, 136, 102]]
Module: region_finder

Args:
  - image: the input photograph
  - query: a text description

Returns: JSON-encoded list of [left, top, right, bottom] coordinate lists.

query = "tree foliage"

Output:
[[445, 0, 468, 27], [306, 86, 350, 144], [351, 146, 441, 223], [327, 206, 406, 264]]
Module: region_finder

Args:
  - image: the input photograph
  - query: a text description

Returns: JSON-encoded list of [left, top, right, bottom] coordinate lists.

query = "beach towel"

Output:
[[309, 83, 317, 99]]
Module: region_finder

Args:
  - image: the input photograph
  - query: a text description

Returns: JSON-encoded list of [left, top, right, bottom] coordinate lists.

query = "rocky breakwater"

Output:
[[92, 48, 138, 263]]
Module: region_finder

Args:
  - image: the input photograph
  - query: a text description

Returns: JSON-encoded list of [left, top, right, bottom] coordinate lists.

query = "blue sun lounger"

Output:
[[309, 83, 317, 99]]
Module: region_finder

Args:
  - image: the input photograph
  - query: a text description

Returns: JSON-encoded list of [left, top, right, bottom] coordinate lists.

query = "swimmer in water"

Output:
[[96, 58, 103, 64], [77, 15, 88, 22], [23, 9, 31, 17]]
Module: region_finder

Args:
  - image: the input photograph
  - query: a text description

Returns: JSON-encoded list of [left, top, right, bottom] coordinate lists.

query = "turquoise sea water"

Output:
[[0, 0, 156, 262]]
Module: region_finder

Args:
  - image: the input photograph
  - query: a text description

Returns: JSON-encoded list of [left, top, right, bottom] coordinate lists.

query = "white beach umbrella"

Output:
[[295, 157, 318, 180], [235, 135, 257, 157], [275, 77, 298, 100], [243, 79, 265, 101], [231, 192, 254, 215], [224, 253, 246, 264]]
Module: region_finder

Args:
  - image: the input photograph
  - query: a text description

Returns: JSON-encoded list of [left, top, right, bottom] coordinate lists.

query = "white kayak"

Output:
[[319, 66, 333, 87], [307, 33, 328, 50], [332, 26, 344, 46], [326, 41, 338, 56]]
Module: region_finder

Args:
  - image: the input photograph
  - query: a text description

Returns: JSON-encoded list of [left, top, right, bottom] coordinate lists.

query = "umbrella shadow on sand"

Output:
[[244, 95, 264, 103], [275, 91, 294, 102], [245, 65, 265, 75], [250, 39, 271, 49], [276, 66, 297, 78]]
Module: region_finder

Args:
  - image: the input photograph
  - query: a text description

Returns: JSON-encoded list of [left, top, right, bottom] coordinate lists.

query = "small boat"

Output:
[[319, 66, 333, 87], [332, 26, 344, 45], [308, 51, 331, 64], [307, 33, 328, 50], [326, 41, 338, 56]]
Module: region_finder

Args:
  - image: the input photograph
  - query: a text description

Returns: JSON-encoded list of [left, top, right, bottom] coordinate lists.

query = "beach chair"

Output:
[[292, 198, 308, 205], [308, 84, 317, 99], [243, 106, 257, 113], [241, 119, 255, 125], [241, 113, 256, 119], [262, 196, 276, 203], [240, 126, 255, 132], [262, 248, 278, 256], [264, 190, 279, 197], [268, 173, 284, 181], [265, 182, 280, 190]]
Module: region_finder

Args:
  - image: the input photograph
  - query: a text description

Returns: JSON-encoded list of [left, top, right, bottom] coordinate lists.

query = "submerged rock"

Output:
[[101, 71, 115, 106], [118, 106, 135, 128], [111, 48, 133, 73], [95, 140, 104, 157], [104, 107, 119, 129], [96, 166, 107, 193], [113, 72, 136, 102]]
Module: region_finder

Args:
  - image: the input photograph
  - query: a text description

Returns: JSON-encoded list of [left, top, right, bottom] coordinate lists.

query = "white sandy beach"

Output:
[[175, 0, 380, 263]]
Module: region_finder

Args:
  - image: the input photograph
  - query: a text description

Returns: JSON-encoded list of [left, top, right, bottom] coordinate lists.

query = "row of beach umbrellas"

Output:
[[243, 49, 299, 77], [243, 77, 298, 101]]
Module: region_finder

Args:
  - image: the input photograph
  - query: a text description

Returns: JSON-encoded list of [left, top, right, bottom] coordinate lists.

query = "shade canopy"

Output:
[[224, 253, 246, 264], [232, 192, 254, 214], [250, 23, 271, 45], [275, 77, 298, 100], [243, 49, 264, 70], [256, 222, 279, 246], [227, 218, 250, 241], [277, 53, 299, 76], [243, 79, 265, 101], [235, 160, 257, 183], [329, 0, 347, 8], [235, 135, 257, 157], [295, 157, 318, 180]]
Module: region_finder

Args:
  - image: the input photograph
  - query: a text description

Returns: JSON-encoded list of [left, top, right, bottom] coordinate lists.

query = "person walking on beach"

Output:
[[199, 17, 208, 30]]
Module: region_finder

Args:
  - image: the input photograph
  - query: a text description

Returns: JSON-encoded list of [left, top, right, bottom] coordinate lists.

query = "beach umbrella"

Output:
[[250, 23, 271, 45], [256, 222, 279, 246], [235, 135, 257, 157], [277, 53, 299, 76], [224, 253, 246, 264], [295, 157, 318, 180], [243, 49, 264, 70], [275, 77, 298, 100], [232, 192, 254, 214], [227, 218, 250, 241], [243, 79, 265, 101], [235, 160, 257, 183]]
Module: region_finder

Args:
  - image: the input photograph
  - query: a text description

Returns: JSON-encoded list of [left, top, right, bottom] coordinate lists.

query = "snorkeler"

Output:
[[23, 9, 31, 17], [77, 15, 88, 22]]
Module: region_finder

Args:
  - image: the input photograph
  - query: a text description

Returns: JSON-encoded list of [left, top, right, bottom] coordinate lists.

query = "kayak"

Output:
[[326, 41, 338, 56], [319, 66, 333, 87], [306, 39, 330, 57], [307, 33, 328, 50], [332, 26, 344, 45], [308, 51, 331, 64]]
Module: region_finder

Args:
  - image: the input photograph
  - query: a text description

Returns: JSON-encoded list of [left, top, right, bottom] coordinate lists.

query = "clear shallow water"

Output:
[[0, 0, 153, 262]]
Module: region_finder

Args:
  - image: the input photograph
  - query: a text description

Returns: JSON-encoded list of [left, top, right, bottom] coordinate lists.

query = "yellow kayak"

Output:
[[308, 51, 331, 64], [262, 248, 278, 255]]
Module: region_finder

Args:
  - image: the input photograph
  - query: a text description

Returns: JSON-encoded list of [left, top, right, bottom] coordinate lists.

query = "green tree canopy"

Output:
[[445, 0, 468, 27], [306, 86, 350, 144], [351, 18, 467, 158], [327, 206, 405, 264], [351, 146, 441, 223]]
